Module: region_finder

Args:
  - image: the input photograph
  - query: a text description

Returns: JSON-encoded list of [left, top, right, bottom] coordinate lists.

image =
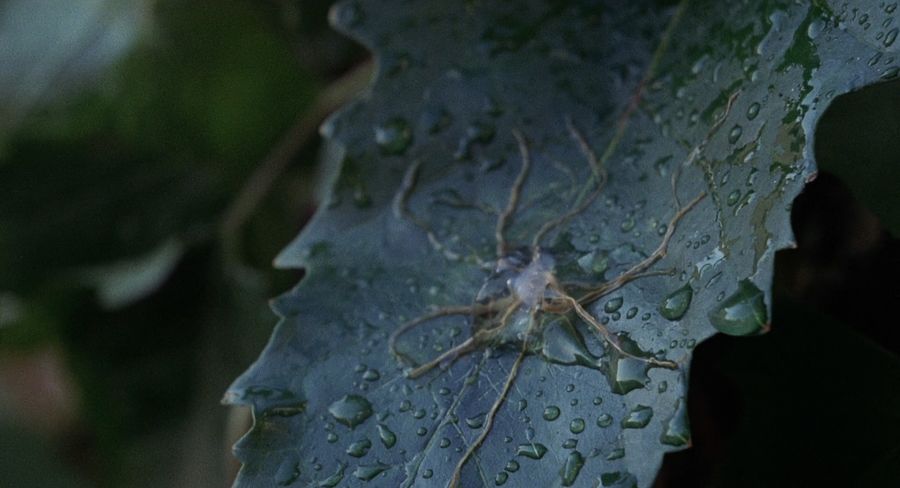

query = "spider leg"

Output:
[[389, 305, 483, 367], [495, 130, 532, 258], [552, 288, 677, 370], [530, 117, 608, 249], [393, 159, 464, 262], [448, 304, 538, 488]]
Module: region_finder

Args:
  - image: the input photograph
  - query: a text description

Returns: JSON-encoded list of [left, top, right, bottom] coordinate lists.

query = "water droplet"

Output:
[[466, 413, 487, 429], [560, 450, 585, 487], [516, 443, 548, 459], [353, 462, 389, 481], [661, 399, 691, 447], [495, 471, 509, 485], [577, 250, 609, 276], [413, 408, 426, 419], [597, 413, 613, 427], [374, 118, 412, 155], [626, 307, 638, 319], [659, 284, 693, 321], [540, 320, 603, 370], [505, 460, 520, 472], [275, 457, 301, 486], [707, 279, 767, 335], [517, 399, 528, 411], [600, 471, 623, 486], [606, 447, 625, 460], [399, 400, 412, 412], [422, 469, 433, 479], [416, 426, 428, 436], [562, 438, 578, 449], [622, 405, 653, 429], [885, 27, 899, 47], [728, 125, 743, 144], [604, 297, 624, 313], [620, 217, 636, 232], [362, 369, 381, 381], [326, 432, 338, 443], [318, 464, 345, 487], [727, 189, 741, 206], [569, 418, 586, 434], [377, 424, 396, 448], [542, 406, 561, 421], [439, 437, 451, 448], [347, 438, 372, 457], [328, 395, 373, 428], [592, 397, 603, 406]]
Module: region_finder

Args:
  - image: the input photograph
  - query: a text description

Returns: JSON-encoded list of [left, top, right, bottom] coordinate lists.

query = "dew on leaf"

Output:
[[728, 124, 743, 143], [597, 414, 613, 427], [560, 450, 585, 487], [606, 447, 625, 460], [328, 395, 373, 428], [353, 462, 389, 481], [542, 405, 561, 421], [661, 398, 691, 447], [346, 438, 372, 457], [516, 443, 548, 459], [439, 437, 451, 448], [659, 284, 693, 321], [318, 463, 345, 487], [707, 279, 767, 335], [569, 418, 586, 434], [622, 405, 654, 429], [275, 457, 301, 486], [466, 412, 487, 429], [495, 471, 508, 485], [562, 438, 578, 449], [505, 460, 520, 472], [374, 118, 413, 155], [377, 424, 396, 448], [604, 296, 624, 313]]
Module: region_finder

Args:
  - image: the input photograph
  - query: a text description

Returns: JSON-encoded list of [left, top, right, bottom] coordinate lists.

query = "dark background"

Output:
[[0, 1, 897, 487]]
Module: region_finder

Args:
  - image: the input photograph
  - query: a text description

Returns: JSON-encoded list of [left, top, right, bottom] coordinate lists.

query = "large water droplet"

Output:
[[353, 462, 389, 481], [543, 406, 561, 421], [377, 424, 396, 448], [622, 405, 653, 429], [560, 450, 585, 487], [275, 457, 301, 486], [495, 471, 508, 485], [569, 418, 586, 434], [606, 336, 654, 395], [659, 284, 693, 321], [328, 395, 373, 428], [661, 399, 691, 447], [596, 413, 613, 427], [318, 464, 345, 487], [540, 320, 603, 370], [466, 413, 487, 429], [707, 279, 767, 335], [516, 443, 548, 459], [346, 438, 372, 457], [374, 118, 412, 155], [604, 297, 624, 313]]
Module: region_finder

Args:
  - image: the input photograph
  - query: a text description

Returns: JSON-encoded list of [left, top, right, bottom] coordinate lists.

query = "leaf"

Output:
[[226, 0, 898, 486]]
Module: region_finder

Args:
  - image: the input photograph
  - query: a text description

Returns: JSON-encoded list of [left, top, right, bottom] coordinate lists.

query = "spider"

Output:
[[387, 94, 736, 487]]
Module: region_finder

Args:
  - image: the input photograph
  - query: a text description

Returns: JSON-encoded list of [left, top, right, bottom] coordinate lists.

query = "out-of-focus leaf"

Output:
[[225, 0, 900, 486], [79, 238, 184, 309], [0, 0, 317, 293], [0, 0, 152, 141]]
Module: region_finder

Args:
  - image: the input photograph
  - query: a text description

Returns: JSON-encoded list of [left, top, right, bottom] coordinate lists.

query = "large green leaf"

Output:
[[226, 0, 897, 486]]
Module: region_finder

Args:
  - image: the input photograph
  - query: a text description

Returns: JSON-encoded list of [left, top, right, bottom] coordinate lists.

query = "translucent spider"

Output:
[[388, 95, 736, 486]]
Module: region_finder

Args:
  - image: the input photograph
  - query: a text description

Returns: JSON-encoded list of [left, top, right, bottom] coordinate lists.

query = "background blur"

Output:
[[1, 1, 898, 487], [0, 1, 368, 486]]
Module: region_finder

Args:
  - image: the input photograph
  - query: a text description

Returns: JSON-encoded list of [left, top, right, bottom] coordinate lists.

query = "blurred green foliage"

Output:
[[0, 0, 363, 486]]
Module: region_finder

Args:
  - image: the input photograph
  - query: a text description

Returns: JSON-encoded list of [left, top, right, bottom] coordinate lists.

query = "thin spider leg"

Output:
[[495, 130, 532, 257], [406, 336, 479, 379], [393, 159, 462, 261], [389, 305, 483, 366], [575, 191, 705, 305], [409, 297, 523, 378], [552, 288, 676, 369], [448, 305, 539, 488], [530, 117, 609, 249]]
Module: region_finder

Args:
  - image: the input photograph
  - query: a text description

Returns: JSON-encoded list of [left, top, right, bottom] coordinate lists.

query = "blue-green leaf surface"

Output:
[[226, 1, 898, 486]]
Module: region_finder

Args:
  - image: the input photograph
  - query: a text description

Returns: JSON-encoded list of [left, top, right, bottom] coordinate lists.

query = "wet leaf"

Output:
[[226, 0, 898, 486]]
